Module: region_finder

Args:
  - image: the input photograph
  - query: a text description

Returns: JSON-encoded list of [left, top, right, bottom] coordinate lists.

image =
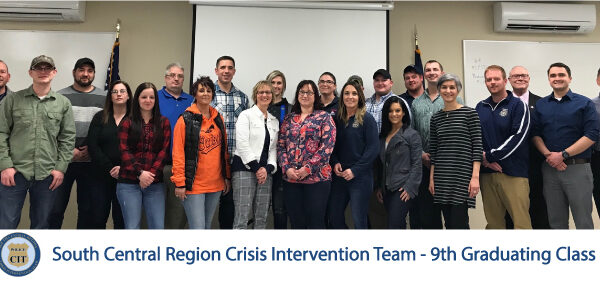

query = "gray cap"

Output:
[[30, 55, 55, 69]]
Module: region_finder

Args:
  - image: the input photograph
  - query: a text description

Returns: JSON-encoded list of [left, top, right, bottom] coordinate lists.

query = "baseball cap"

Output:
[[30, 55, 55, 69], [373, 69, 391, 80], [74, 57, 95, 70], [403, 64, 423, 75]]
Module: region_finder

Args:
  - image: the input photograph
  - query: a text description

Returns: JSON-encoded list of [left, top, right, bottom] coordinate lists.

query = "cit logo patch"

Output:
[[500, 108, 508, 117], [0, 233, 40, 277]]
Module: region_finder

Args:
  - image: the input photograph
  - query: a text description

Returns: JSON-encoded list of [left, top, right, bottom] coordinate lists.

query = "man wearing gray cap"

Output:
[[48, 57, 106, 229], [0, 55, 76, 229], [0, 60, 12, 104]]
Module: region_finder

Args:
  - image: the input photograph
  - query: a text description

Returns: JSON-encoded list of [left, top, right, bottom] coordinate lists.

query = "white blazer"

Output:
[[234, 105, 279, 174]]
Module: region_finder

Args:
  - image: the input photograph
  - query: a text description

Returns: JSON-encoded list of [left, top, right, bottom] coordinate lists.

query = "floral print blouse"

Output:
[[277, 110, 336, 184]]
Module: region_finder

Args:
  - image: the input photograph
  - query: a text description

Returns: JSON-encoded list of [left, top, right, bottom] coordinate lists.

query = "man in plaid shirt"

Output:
[[211, 55, 249, 229]]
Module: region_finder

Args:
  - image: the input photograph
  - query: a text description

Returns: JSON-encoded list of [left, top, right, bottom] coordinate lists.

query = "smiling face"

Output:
[[373, 75, 393, 95], [256, 85, 273, 108], [424, 62, 443, 84], [342, 84, 359, 111], [318, 74, 336, 96], [548, 66, 572, 92], [73, 64, 95, 88], [388, 102, 404, 127], [485, 69, 507, 96], [298, 83, 315, 109], [138, 88, 156, 113], [271, 76, 284, 98], [404, 71, 423, 92], [195, 84, 213, 106], [0, 62, 9, 90], [111, 83, 129, 106], [439, 80, 459, 104], [508, 66, 530, 94], [215, 59, 235, 84]]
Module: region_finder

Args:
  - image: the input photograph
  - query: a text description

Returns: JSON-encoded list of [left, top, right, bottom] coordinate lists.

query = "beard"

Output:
[[75, 77, 93, 88]]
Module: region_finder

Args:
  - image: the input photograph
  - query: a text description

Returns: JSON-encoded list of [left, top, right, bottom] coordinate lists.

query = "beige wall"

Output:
[[4, 1, 600, 229], [389, 1, 600, 95], [0, 1, 194, 93]]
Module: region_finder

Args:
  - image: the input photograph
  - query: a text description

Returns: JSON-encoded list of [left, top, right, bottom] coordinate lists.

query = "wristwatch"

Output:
[[561, 150, 570, 159]]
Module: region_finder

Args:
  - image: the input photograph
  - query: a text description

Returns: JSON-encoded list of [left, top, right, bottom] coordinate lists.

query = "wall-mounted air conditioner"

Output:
[[0, 1, 85, 22], [493, 2, 595, 33]]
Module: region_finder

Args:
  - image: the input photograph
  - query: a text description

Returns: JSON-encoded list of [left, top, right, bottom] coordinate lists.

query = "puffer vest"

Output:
[[182, 110, 228, 190]]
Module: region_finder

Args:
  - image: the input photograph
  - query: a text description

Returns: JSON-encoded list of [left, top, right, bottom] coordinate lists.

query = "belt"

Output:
[[564, 158, 591, 165]]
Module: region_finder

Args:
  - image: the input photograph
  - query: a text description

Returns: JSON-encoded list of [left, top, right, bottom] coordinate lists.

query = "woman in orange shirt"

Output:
[[171, 76, 231, 229]]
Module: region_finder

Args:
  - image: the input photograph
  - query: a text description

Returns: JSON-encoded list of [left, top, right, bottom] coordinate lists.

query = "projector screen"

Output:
[[192, 5, 387, 103]]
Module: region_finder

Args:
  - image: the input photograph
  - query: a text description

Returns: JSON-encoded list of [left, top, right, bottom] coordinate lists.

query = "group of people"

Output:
[[1, 55, 599, 230]]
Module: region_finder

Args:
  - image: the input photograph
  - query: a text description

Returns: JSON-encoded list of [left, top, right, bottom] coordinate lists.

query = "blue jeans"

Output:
[[183, 192, 221, 229], [0, 172, 56, 229], [116, 182, 165, 229], [328, 175, 372, 229]]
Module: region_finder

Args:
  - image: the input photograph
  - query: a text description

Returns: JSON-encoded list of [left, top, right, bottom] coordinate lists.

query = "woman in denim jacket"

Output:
[[375, 96, 422, 229]]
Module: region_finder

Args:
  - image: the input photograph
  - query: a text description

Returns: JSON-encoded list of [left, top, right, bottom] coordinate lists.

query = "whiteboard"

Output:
[[0, 30, 115, 92], [463, 40, 600, 107], [192, 5, 387, 102]]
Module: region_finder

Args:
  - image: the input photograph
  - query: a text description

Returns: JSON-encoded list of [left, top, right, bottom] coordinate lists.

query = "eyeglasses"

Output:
[[166, 73, 184, 79], [257, 91, 272, 95], [299, 91, 314, 96], [31, 66, 55, 72], [111, 89, 128, 95], [510, 74, 529, 79], [318, 80, 335, 85]]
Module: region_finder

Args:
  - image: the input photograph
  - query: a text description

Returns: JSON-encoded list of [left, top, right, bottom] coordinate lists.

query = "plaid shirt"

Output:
[[118, 116, 171, 183], [211, 82, 249, 161], [366, 91, 396, 133]]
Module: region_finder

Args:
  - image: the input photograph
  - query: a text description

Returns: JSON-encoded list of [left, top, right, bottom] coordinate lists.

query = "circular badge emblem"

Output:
[[0, 233, 40, 277]]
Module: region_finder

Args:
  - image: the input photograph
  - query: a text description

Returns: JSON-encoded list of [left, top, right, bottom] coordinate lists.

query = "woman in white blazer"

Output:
[[231, 80, 279, 229]]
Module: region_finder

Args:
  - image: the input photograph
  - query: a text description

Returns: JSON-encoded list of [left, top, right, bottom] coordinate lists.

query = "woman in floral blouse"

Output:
[[277, 80, 336, 229]]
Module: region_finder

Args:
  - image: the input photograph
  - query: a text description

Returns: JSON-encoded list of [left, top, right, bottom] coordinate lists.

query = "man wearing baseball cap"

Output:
[[399, 64, 424, 108], [49, 57, 106, 229], [0, 55, 76, 229]]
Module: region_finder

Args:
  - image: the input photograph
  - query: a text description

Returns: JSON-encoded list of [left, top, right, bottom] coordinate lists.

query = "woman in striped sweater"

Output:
[[428, 74, 483, 229]]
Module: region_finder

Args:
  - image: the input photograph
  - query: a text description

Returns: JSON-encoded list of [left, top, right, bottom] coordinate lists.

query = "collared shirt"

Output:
[[399, 91, 418, 108], [411, 89, 463, 152], [0, 85, 76, 180], [118, 117, 171, 183], [533, 90, 599, 159], [366, 91, 396, 133], [157, 86, 193, 156], [513, 90, 530, 105], [591, 92, 600, 151], [211, 81, 249, 160]]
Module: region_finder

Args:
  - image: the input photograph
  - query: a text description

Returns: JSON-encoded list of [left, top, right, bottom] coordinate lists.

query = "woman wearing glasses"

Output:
[[318, 72, 338, 115], [277, 80, 336, 229], [87, 80, 131, 229], [117, 82, 170, 229], [329, 81, 379, 229], [429, 74, 482, 229], [231, 80, 279, 229]]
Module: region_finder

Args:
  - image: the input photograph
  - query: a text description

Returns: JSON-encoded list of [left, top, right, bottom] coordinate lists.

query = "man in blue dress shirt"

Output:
[[532, 62, 599, 229], [157, 62, 193, 229]]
